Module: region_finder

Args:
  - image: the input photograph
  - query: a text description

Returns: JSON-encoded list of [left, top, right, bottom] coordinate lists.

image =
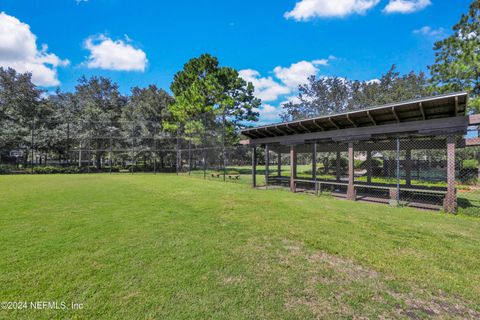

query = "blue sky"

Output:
[[0, 0, 471, 124]]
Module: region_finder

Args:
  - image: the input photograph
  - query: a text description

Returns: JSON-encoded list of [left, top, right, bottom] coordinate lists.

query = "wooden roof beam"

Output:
[[286, 124, 301, 133], [274, 126, 287, 135], [312, 119, 324, 131], [391, 107, 400, 123], [328, 117, 340, 129], [346, 114, 357, 127], [298, 123, 312, 132], [264, 127, 277, 137], [367, 110, 377, 125], [255, 129, 269, 138], [244, 130, 260, 139], [419, 102, 426, 120]]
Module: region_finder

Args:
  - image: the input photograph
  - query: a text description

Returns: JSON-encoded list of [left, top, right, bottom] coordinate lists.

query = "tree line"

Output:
[[0, 54, 260, 169], [0, 1, 478, 170]]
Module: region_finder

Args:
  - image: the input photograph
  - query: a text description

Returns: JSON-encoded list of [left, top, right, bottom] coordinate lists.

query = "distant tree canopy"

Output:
[[281, 66, 428, 121], [0, 68, 43, 156], [0, 54, 260, 167], [0, 68, 176, 168], [429, 0, 480, 113]]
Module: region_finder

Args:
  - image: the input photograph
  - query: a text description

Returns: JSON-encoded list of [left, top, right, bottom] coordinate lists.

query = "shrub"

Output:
[[0, 165, 13, 174], [63, 167, 80, 174], [33, 166, 83, 174], [33, 166, 64, 174], [354, 159, 363, 169], [358, 158, 383, 169], [328, 157, 348, 170], [463, 159, 479, 169]]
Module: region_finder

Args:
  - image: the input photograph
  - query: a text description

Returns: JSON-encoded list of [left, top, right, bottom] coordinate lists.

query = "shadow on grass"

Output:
[[458, 195, 480, 217]]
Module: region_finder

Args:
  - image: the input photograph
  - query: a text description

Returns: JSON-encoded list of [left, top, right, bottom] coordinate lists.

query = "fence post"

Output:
[[222, 108, 226, 182], [203, 147, 207, 179], [131, 121, 135, 174], [252, 147, 257, 188], [67, 121, 70, 165], [31, 117, 35, 173], [87, 131, 90, 173], [153, 127, 157, 174], [176, 129, 180, 175], [277, 152, 281, 177], [188, 135, 192, 176], [443, 135, 457, 213], [396, 137, 400, 205], [109, 129, 112, 174], [290, 145, 296, 192], [346, 142, 355, 200], [265, 144, 269, 188]]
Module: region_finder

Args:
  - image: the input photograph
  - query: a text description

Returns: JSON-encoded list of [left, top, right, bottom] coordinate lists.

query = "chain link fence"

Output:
[[1, 114, 479, 215], [262, 131, 480, 215], [0, 112, 258, 185]]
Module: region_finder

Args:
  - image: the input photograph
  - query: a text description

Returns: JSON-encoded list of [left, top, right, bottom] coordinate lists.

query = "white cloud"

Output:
[[0, 12, 69, 86], [383, 0, 431, 14], [285, 0, 380, 20], [273, 60, 327, 89], [253, 104, 283, 124], [83, 34, 148, 72], [413, 26, 445, 38], [242, 57, 335, 125], [240, 57, 334, 103], [239, 69, 290, 102]]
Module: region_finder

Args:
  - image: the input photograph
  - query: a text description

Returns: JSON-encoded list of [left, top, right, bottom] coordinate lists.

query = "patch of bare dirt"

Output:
[[279, 239, 480, 319]]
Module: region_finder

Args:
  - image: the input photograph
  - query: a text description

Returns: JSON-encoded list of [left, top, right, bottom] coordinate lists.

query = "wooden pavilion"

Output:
[[241, 92, 478, 213]]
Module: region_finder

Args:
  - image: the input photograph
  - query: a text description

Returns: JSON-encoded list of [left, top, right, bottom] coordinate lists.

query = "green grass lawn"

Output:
[[1, 174, 480, 319]]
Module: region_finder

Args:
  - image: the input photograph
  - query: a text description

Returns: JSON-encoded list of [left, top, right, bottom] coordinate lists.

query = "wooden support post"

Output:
[[265, 145, 269, 187], [252, 147, 257, 188], [347, 142, 356, 201], [443, 136, 457, 213], [277, 152, 281, 177], [312, 143, 317, 180], [290, 145, 297, 192], [405, 147, 412, 187], [366, 150, 372, 184], [336, 150, 341, 182]]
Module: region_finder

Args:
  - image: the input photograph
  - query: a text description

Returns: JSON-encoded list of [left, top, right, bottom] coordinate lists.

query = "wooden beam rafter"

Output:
[[328, 117, 340, 129], [419, 102, 426, 120], [264, 128, 276, 137], [245, 131, 260, 139], [274, 126, 287, 136], [346, 114, 357, 127], [286, 124, 300, 134], [312, 119, 324, 131], [298, 123, 311, 133], [255, 129, 269, 138], [391, 107, 400, 123], [367, 110, 377, 125]]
